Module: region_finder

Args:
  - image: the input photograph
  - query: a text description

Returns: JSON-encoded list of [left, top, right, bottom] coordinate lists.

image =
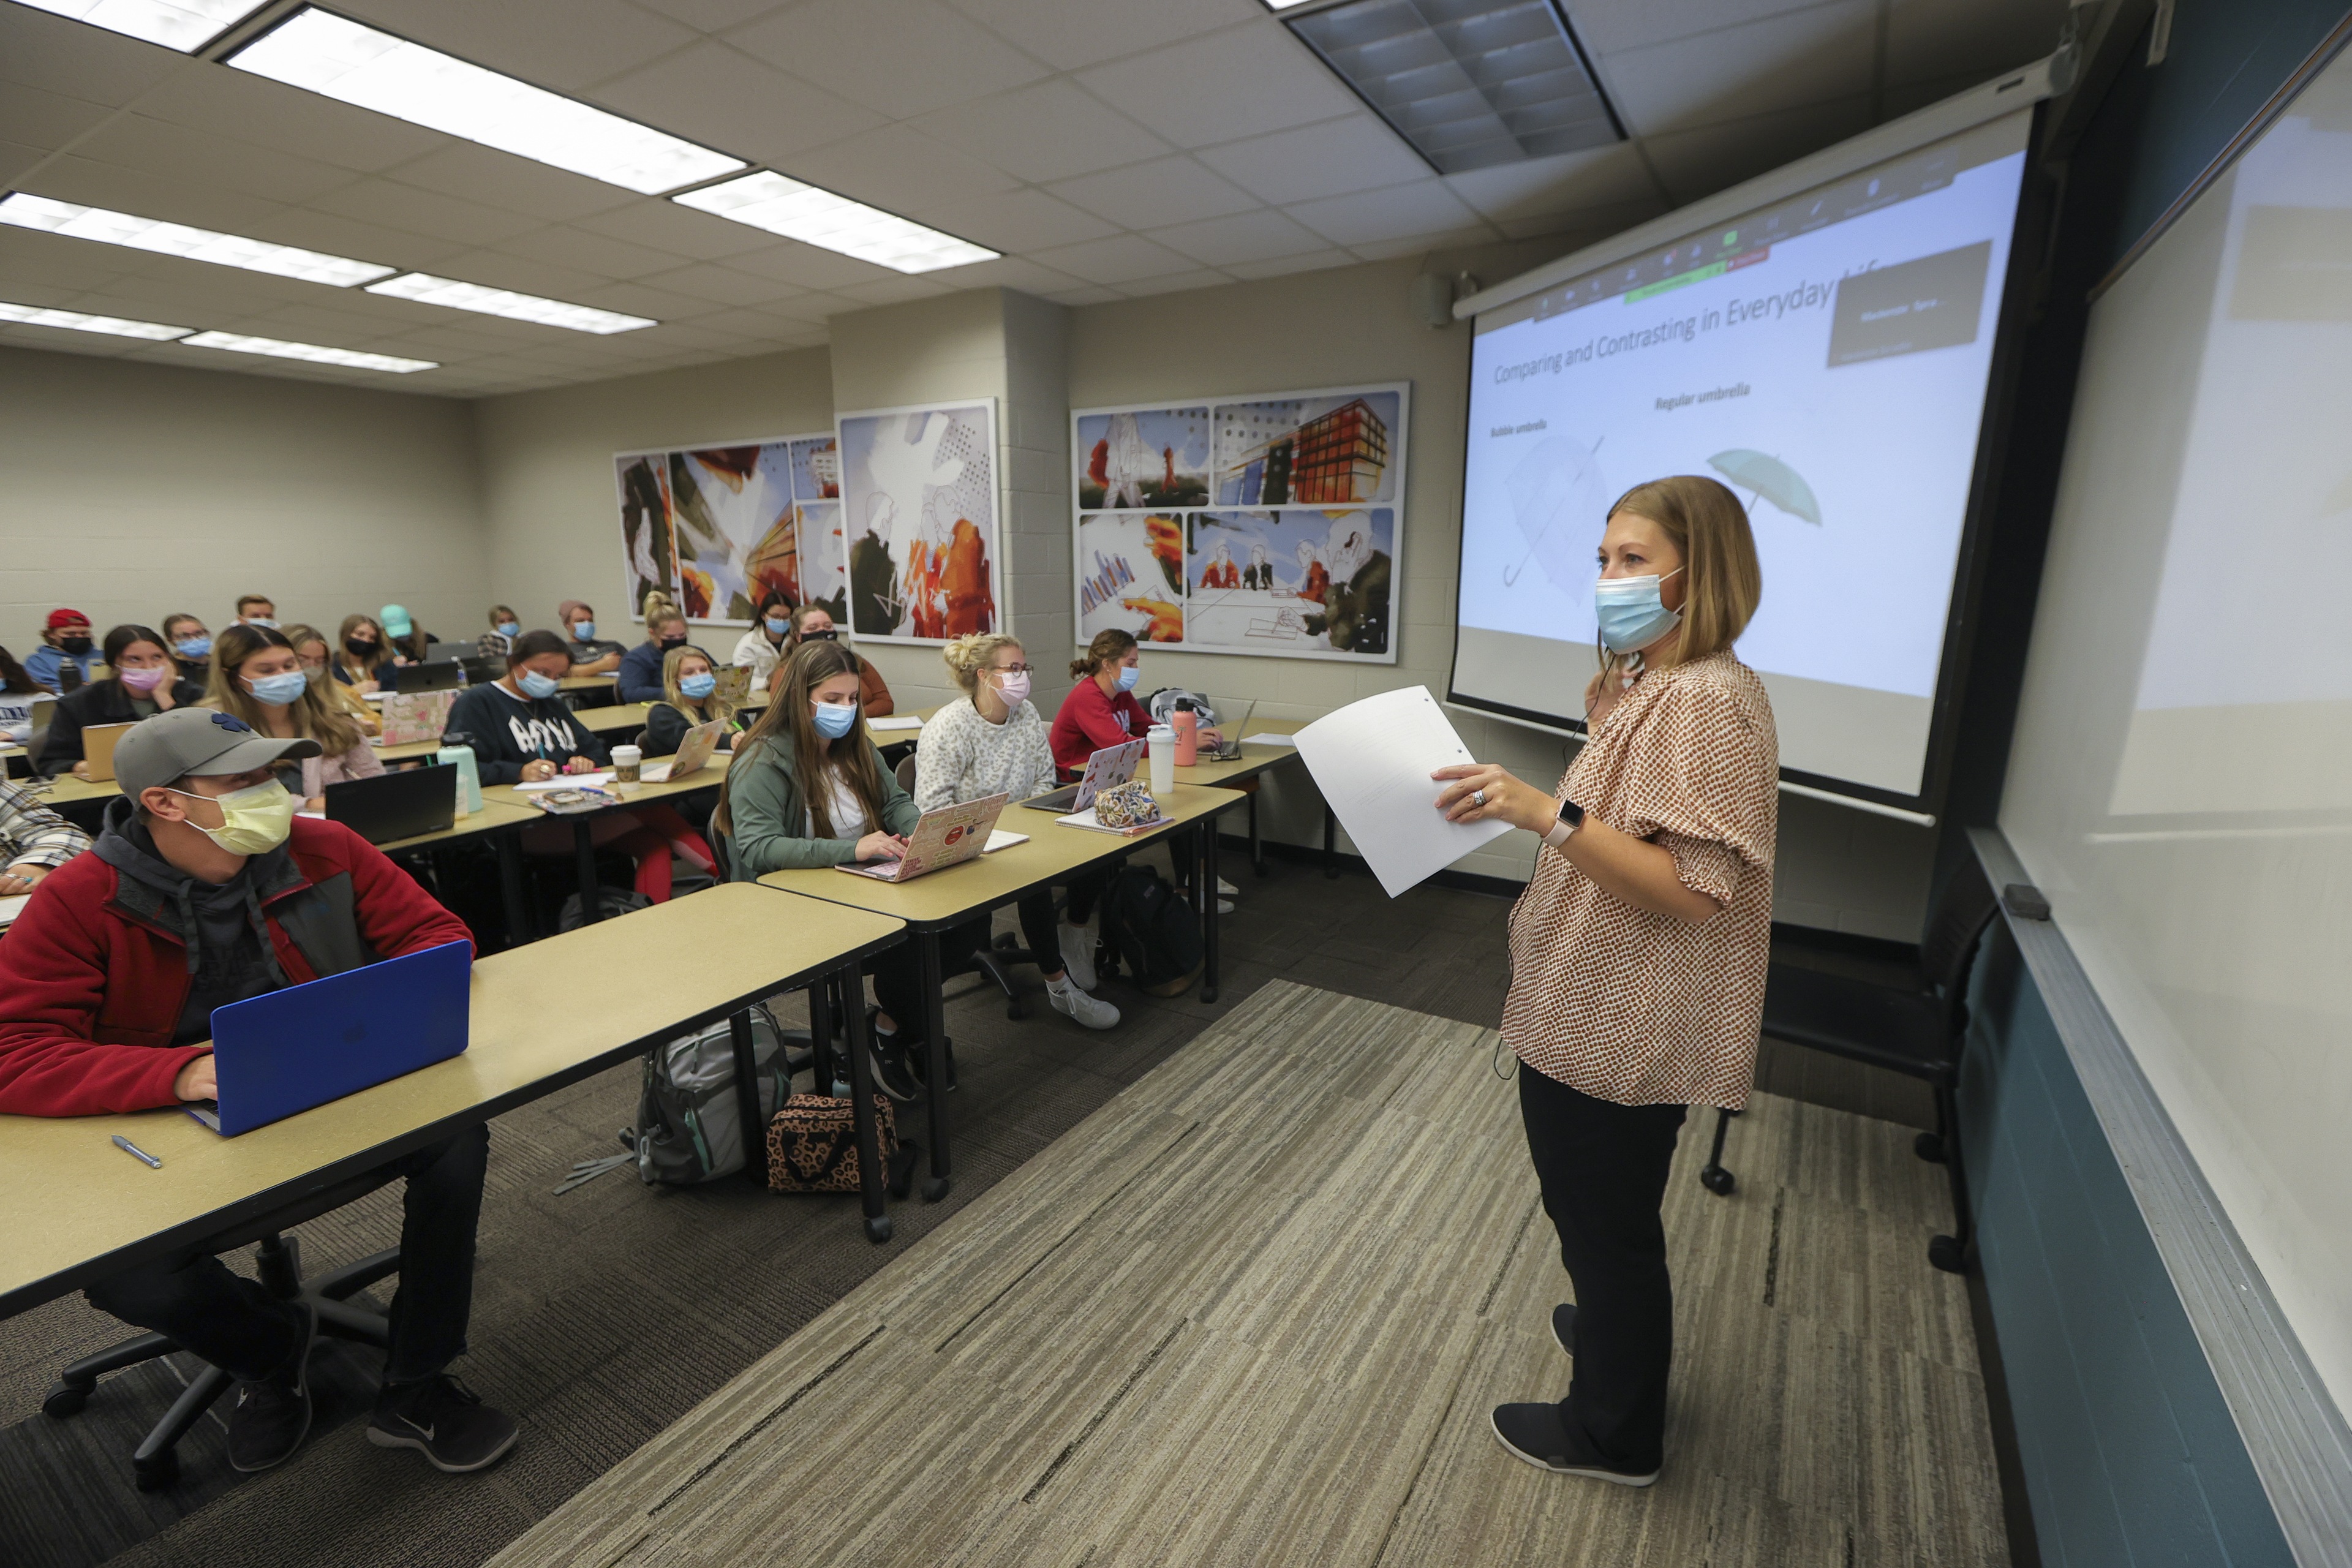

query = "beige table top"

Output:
[[375, 737, 445, 763], [754, 781, 1241, 929], [480, 745, 739, 818], [579, 701, 655, 734], [1173, 715, 1306, 788], [369, 797, 542, 854], [559, 673, 620, 692], [34, 773, 120, 805], [0, 883, 902, 1317]]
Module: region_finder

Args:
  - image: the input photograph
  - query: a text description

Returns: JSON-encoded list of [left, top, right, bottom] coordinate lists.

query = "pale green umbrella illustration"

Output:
[[1709, 449, 1822, 524], [1502, 432, 1608, 591]]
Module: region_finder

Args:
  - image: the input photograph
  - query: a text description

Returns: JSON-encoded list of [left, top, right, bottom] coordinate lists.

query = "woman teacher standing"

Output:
[[1434, 475, 1775, 1487]]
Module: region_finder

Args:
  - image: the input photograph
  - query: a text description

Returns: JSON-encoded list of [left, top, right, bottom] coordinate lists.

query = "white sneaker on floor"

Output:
[[1059, 918, 1098, 991], [1047, 976, 1120, 1030], [1216, 876, 1238, 897]]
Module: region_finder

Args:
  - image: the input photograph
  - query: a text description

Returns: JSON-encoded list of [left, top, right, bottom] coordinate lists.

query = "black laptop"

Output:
[[393, 660, 465, 694], [458, 653, 500, 686], [325, 766, 457, 845]]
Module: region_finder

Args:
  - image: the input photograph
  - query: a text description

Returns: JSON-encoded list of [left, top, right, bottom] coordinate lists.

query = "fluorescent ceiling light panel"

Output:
[[0, 193, 396, 287], [178, 330, 435, 372], [673, 173, 997, 275], [12, 0, 266, 52], [0, 300, 191, 339], [226, 8, 746, 195], [364, 272, 653, 334]]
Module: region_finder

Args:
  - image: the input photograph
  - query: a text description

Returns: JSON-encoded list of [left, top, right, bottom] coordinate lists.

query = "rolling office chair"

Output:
[[891, 753, 1042, 1020], [1697, 851, 2001, 1275], [44, 1172, 405, 1491]]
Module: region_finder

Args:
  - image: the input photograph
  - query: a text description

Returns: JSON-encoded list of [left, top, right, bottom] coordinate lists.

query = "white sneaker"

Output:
[[1216, 876, 1238, 897], [1047, 975, 1120, 1030], [1059, 918, 1097, 991]]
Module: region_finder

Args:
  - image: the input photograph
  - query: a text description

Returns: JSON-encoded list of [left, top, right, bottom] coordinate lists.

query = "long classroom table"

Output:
[[751, 780, 1243, 1203], [0, 883, 908, 1323]]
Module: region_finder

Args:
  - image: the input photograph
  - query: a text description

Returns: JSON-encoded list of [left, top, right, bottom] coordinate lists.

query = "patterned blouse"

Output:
[[1501, 648, 1779, 1110]]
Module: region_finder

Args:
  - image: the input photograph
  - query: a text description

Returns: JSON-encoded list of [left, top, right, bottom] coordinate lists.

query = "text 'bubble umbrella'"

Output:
[[1709, 449, 1822, 524]]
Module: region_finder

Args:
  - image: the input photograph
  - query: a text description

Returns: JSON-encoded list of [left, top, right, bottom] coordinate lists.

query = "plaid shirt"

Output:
[[0, 777, 92, 873]]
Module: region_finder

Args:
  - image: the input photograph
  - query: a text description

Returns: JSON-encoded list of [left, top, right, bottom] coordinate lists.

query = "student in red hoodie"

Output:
[[0, 707, 517, 1479], [1049, 628, 1151, 781]]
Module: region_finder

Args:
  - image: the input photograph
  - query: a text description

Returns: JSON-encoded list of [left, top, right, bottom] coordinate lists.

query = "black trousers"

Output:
[[85, 1125, 489, 1387], [1516, 1064, 1687, 1471]]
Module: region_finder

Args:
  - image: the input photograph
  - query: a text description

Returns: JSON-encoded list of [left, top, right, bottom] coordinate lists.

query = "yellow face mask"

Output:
[[169, 780, 296, 855]]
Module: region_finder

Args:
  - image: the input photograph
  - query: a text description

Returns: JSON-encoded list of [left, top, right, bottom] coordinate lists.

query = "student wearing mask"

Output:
[[234, 595, 279, 630], [331, 614, 395, 693], [0, 707, 516, 1476], [780, 603, 892, 715], [0, 775, 92, 894], [1049, 629, 1150, 780], [202, 624, 383, 810], [717, 641, 933, 1098], [162, 614, 213, 684], [380, 605, 431, 666], [918, 633, 1118, 1030], [283, 624, 380, 738], [731, 590, 794, 685], [477, 606, 521, 660], [26, 609, 98, 693], [39, 625, 206, 778], [557, 601, 624, 676], [644, 646, 746, 759], [1431, 476, 1774, 1487], [617, 605, 692, 703]]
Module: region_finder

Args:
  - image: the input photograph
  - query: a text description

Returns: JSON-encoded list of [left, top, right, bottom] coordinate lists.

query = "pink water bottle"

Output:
[[1172, 706, 1197, 766]]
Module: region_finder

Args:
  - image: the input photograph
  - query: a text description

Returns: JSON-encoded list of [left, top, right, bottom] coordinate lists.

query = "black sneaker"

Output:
[[1552, 1302, 1576, 1357], [868, 1037, 919, 1102], [367, 1374, 517, 1474], [1489, 1403, 1657, 1487], [907, 1039, 957, 1094], [227, 1300, 317, 1473]]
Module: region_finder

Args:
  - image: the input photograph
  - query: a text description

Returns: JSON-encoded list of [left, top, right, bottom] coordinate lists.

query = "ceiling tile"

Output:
[[638, 262, 808, 305], [731, 0, 1049, 121], [944, 0, 1259, 72], [1073, 24, 1360, 149], [572, 199, 777, 261], [1880, 69, 2005, 119], [911, 189, 1115, 252], [129, 70, 447, 176], [1886, 0, 2065, 89], [0, 83, 116, 157], [1569, 0, 1836, 54], [18, 156, 288, 231], [913, 80, 1170, 184], [1, 323, 148, 358], [628, 0, 787, 28], [241, 207, 468, 272], [1027, 233, 1195, 285], [930, 254, 1085, 294], [720, 242, 899, 290], [421, 246, 624, 300], [1641, 94, 1874, 205], [0, 6, 186, 105], [782, 124, 1023, 216], [0, 137, 51, 189], [568, 279, 735, 320], [307, 179, 548, 247], [1115, 268, 1233, 298], [1223, 247, 1358, 281], [69, 115, 361, 206], [1348, 225, 1502, 260], [491, 223, 690, 279], [1442, 141, 1659, 223], [832, 275, 958, 306], [375, 145, 641, 223], [1048, 157, 1258, 230], [0, 227, 136, 293], [1042, 283, 1125, 306], [1289, 179, 1485, 247], [1601, 0, 1876, 137], [1494, 196, 1660, 240], [1197, 115, 1433, 206], [1146, 209, 1327, 267], [336, 0, 701, 92], [589, 41, 884, 167]]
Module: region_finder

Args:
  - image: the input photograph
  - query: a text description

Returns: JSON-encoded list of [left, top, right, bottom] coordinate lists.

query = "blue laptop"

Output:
[[184, 940, 472, 1136]]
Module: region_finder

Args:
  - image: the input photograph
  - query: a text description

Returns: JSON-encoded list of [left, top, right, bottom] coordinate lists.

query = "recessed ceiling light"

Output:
[[12, 0, 267, 53], [673, 173, 997, 275], [225, 8, 747, 196], [0, 193, 396, 287], [0, 300, 191, 339], [364, 273, 653, 334], [178, 330, 436, 372]]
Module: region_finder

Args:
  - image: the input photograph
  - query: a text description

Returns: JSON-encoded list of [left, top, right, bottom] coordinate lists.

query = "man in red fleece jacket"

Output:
[[0, 707, 516, 1478]]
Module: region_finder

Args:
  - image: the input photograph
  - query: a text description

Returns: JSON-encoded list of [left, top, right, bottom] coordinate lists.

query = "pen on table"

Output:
[[111, 1134, 162, 1169]]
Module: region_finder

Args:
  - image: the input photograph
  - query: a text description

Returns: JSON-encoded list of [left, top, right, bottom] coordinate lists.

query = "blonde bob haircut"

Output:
[[942, 631, 1022, 695], [1600, 475, 1762, 677]]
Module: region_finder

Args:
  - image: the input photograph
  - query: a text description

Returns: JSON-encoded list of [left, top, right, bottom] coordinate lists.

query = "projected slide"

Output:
[[1455, 112, 2031, 798]]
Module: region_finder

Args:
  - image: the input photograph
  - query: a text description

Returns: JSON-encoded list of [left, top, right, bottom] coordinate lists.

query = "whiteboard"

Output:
[[2000, 48, 2352, 1408]]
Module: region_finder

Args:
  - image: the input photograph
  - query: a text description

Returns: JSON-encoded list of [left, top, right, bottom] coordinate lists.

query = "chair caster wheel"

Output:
[[1915, 1132, 1946, 1164], [133, 1450, 179, 1491], [1005, 1000, 1027, 1021], [42, 1382, 89, 1419], [865, 1216, 894, 1245], [1699, 1166, 1735, 1197], [921, 1176, 950, 1203], [1928, 1234, 1969, 1274]]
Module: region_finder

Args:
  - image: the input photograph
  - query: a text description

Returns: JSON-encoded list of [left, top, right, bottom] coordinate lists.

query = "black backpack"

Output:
[[1098, 865, 1203, 997]]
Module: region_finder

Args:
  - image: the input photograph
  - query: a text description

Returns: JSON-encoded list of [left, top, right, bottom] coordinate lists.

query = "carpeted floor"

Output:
[[0, 848, 1964, 1568]]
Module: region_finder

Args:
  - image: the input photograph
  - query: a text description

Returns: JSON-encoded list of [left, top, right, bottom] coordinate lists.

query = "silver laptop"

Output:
[[1202, 698, 1255, 761], [1022, 737, 1146, 813]]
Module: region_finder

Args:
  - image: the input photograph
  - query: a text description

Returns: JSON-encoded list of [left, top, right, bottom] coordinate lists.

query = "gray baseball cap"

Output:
[[112, 707, 320, 802]]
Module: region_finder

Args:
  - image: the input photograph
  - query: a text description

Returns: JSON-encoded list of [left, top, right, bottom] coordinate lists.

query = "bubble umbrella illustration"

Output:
[[1708, 449, 1822, 524], [1502, 432, 1610, 593]]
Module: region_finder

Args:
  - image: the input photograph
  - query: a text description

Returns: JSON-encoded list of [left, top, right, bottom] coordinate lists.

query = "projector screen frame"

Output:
[[1444, 83, 2058, 823]]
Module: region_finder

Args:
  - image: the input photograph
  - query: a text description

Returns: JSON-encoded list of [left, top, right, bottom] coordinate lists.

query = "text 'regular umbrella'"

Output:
[[1708, 450, 1822, 524], [1503, 433, 1609, 597]]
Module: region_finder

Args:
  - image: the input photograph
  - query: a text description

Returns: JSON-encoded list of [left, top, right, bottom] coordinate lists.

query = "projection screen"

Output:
[[1450, 86, 2048, 816]]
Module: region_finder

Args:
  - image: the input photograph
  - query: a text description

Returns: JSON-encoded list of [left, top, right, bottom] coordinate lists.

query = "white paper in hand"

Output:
[[1294, 687, 1511, 897]]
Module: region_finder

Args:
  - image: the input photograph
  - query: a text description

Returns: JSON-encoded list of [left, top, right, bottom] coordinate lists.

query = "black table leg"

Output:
[[1323, 801, 1340, 879], [572, 819, 600, 922], [807, 974, 835, 1102], [1249, 791, 1266, 878], [918, 930, 951, 1202], [729, 1009, 766, 1190], [496, 831, 532, 944], [839, 973, 891, 1243], [1201, 816, 1221, 1003]]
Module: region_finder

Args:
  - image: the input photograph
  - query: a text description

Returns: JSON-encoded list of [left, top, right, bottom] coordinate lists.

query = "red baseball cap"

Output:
[[45, 608, 89, 630]]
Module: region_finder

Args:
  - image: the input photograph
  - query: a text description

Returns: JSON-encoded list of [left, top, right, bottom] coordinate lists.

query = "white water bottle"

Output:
[[1147, 724, 1176, 795]]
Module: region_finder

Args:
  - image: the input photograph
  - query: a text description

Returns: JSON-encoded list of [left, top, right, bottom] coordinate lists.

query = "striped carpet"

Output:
[[488, 980, 2008, 1568]]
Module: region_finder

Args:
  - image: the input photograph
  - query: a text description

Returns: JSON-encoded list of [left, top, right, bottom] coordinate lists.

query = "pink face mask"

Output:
[[118, 664, 171, 693]]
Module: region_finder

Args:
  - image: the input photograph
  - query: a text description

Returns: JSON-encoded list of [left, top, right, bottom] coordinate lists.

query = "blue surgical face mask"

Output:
[[679, 671, 716, 700], [1114, 664, 1139, 693], [518, 669, 562, 699], [246, 671, 308, 707], [496, 621, 519, 639], [1593, 567, 1684, 654], [811, 700, 858, 739], [571, 620, 596, 642], [175, 636, 212, 660], [765, 617, 790, 637]]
